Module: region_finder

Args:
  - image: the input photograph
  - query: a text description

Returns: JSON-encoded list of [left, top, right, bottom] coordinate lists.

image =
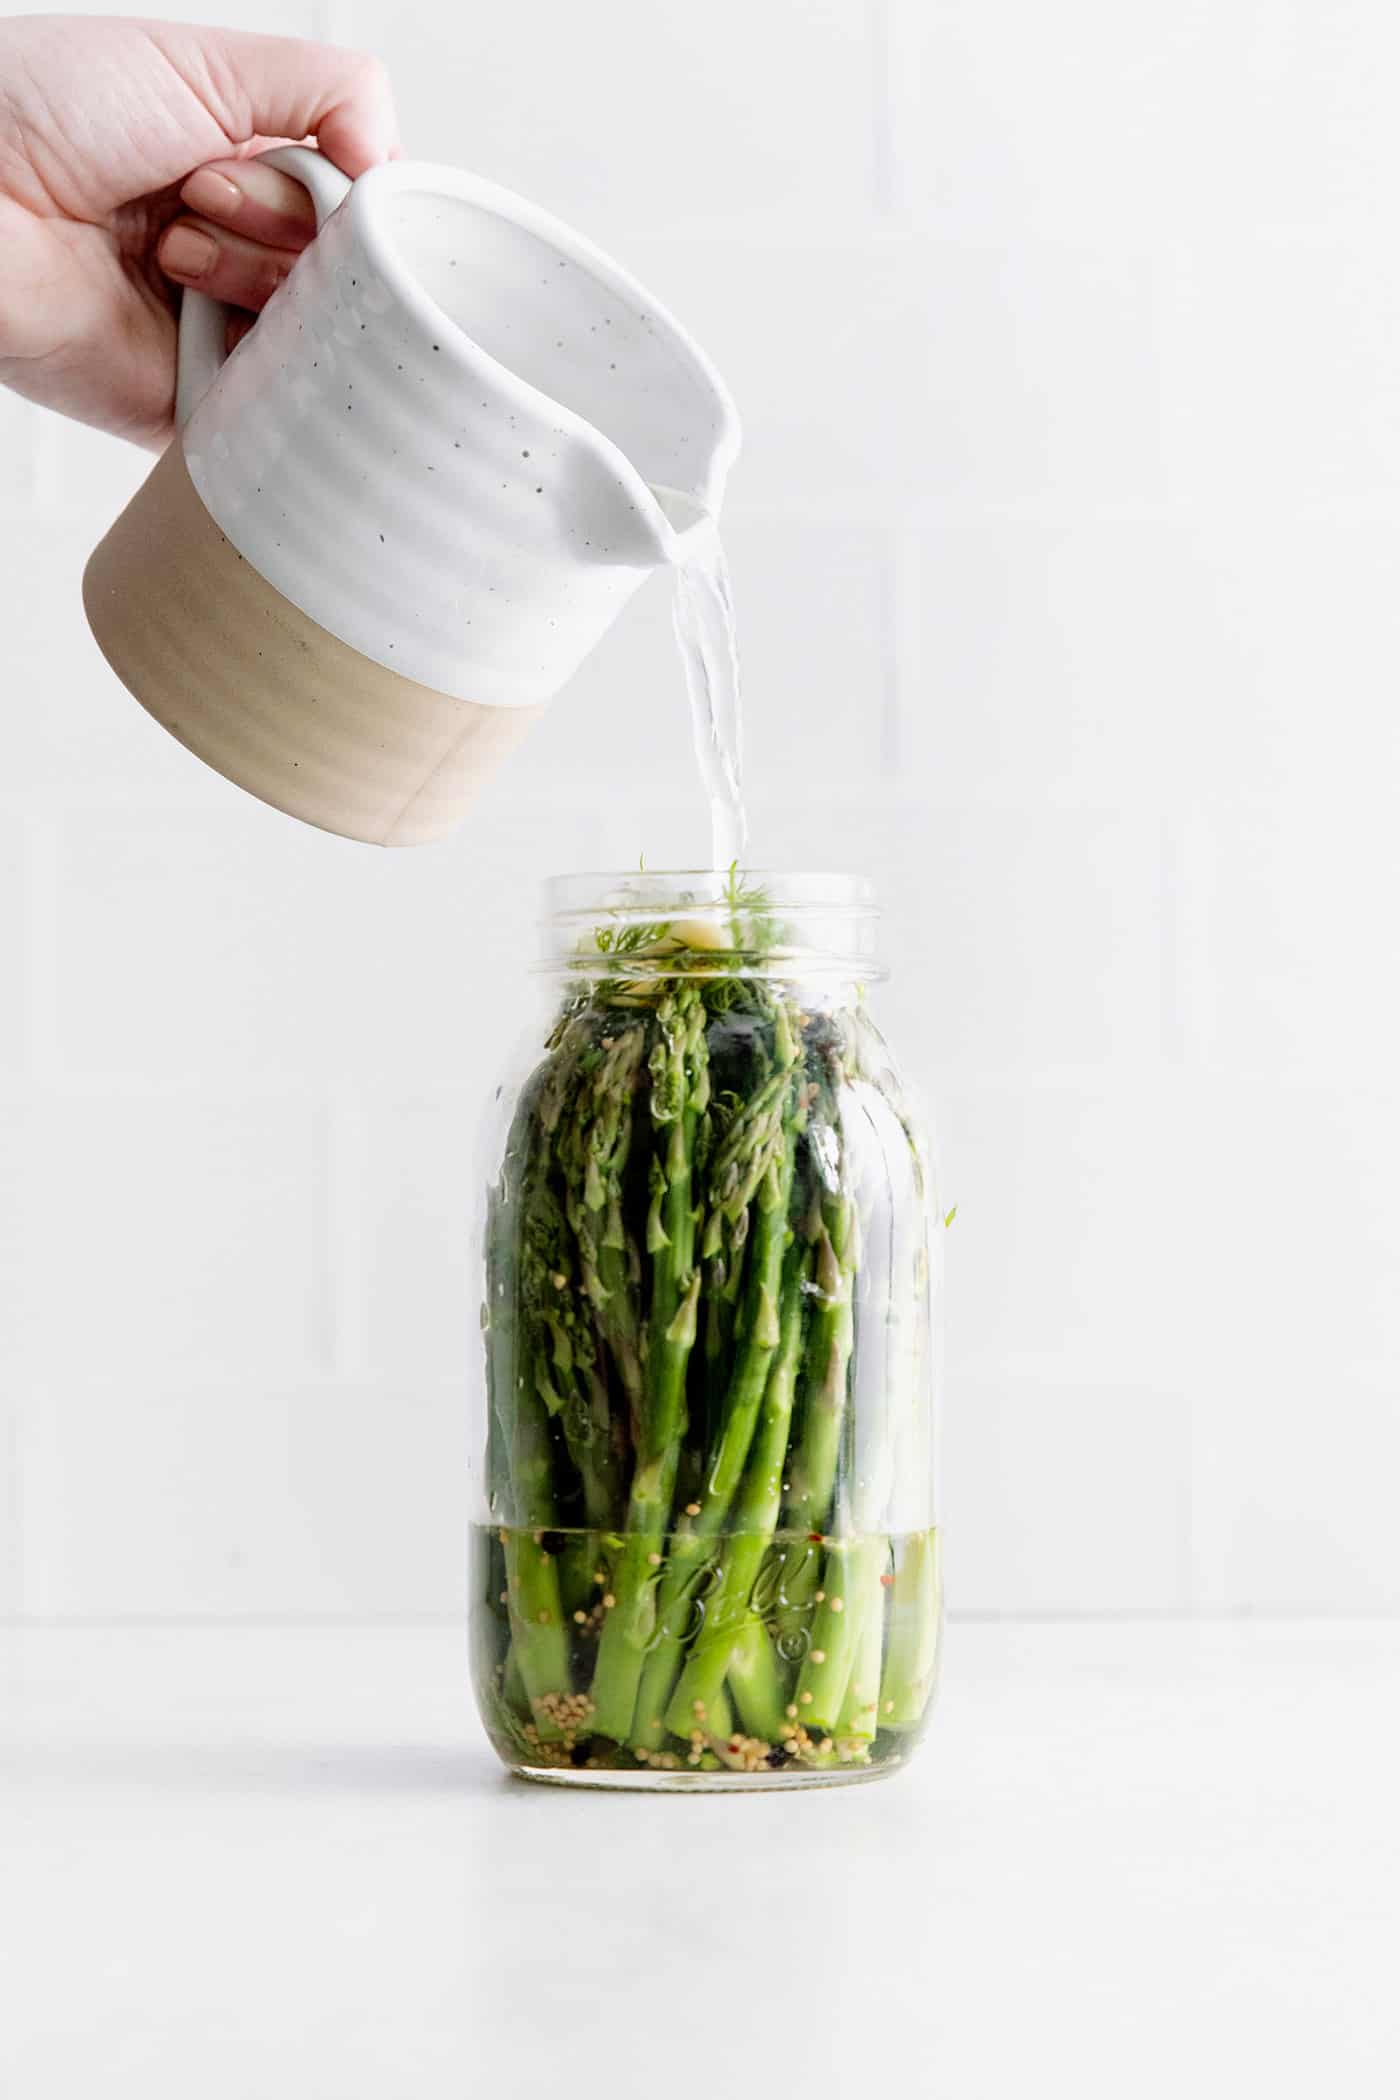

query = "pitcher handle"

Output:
[[174, 145, 354, 430]]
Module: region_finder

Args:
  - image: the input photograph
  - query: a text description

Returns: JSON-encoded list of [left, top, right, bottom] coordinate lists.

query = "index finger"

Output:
[[180, 158, 321, 252]]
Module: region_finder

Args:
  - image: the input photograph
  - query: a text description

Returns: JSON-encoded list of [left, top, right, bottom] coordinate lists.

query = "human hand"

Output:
[[0, 14, 398, 446]]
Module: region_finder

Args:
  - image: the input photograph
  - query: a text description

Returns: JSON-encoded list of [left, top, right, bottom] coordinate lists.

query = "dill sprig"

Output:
[[580, 868, 783, 1006]]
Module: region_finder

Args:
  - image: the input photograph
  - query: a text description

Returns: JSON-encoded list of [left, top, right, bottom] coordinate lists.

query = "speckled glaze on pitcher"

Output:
[[84, 147, 740, 846]]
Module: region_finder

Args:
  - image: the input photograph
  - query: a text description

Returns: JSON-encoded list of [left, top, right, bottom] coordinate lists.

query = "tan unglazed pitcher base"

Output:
[[83, 441, 543, 847]]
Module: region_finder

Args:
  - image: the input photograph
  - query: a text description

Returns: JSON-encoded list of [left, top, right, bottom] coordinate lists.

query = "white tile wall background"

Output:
[[2, 0, 1398, 1621]]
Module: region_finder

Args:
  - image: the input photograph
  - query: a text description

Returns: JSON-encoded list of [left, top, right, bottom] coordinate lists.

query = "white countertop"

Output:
[[2, 1621, 1396, 2097]]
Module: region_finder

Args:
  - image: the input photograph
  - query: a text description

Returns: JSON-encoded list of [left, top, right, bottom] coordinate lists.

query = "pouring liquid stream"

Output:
[[671, 515, 748, 873]]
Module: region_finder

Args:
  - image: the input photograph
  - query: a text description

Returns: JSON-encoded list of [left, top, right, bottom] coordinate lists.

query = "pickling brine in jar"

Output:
[[469, 871, 942, 1788]]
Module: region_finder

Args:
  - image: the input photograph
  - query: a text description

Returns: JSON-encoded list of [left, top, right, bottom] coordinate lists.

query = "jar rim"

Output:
[[541, 869, 885, 983], [545, 868, 877, 909]]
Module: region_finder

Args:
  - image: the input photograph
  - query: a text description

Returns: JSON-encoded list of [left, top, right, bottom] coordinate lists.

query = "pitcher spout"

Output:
[[646, 483, 722, 562], [352, 164, 741, 570]]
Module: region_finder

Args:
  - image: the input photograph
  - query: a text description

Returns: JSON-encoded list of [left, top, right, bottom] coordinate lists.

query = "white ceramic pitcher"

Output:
[[83, 147, 740, 847]]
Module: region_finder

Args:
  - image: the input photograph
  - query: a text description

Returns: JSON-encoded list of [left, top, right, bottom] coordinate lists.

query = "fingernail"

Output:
[[182, 167, 242, 217], [161, 225, 218, 281]]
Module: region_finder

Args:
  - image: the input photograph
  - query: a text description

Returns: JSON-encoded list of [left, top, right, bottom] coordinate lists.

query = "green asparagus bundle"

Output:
[[475, 877, 940, 1780]]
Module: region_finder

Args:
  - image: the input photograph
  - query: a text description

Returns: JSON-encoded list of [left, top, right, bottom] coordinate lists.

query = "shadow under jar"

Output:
[[468, 872, 942, 1789]]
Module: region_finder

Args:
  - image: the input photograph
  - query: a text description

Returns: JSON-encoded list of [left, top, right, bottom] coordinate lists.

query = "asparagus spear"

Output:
[[691, 1033, 803, 1517], [661, 1237, 810, 1739], [483, 1179, 515, 1526], [789, 1536, 886, 1736], [725, 1614, 789, 1742], [511, 1021, 648, 1640], [628, 1014, 803, 1745], [502, 1184, 575, 1719], [783, 1190, 859, 1537], [517, 1140, 622, 1626], [833, 1544, 887, 1755], [560, 1023, 647, 1448], [878, 1527, 941, 1728], [767, 1052, 862, 1669], [483, 1050, 562, 1527], [589, 985, 709, 1742], [500, 1460, 571, 1715], [484, 1051, 577, 1722]]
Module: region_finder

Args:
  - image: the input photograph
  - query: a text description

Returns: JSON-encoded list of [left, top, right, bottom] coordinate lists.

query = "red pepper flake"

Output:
[[808, 1532, 823, 1544], [880, 1573, 894, 1588]]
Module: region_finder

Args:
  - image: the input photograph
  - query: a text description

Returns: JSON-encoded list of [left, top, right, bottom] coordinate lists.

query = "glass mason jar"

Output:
[[468, 872, 941, 1789]]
